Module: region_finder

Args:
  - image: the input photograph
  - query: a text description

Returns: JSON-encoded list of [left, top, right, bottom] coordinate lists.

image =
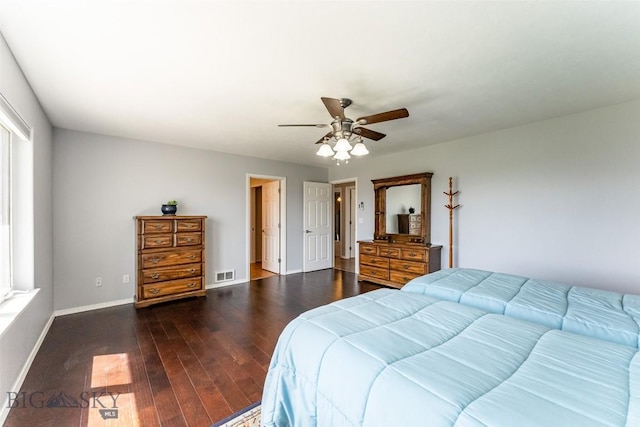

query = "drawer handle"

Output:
[[403, 265, 410, 270], [408, 252, 416, 257], [186, 238, 193, 242], [189, 269, 196, 274], [155, 239, 164, 244], [189, 254, 196, 260], [150, 273, 160, 279], [187, 283, 196, 288], [371, 270, 378, 276], [153, 224, 163, 229], [149, 258, 161, 264], [148, 288, 160, 295]]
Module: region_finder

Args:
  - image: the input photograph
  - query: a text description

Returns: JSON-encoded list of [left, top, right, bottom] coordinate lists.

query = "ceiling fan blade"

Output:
[[321, 97, 345, 120], [315, 131, 334, 144], [356, 108, 409, 125], [278, 124, 329, 127], [353, 127, 386, 141]]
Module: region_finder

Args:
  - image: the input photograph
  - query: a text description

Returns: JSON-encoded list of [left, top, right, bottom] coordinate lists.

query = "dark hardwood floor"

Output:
[[5, 269, 380, 427]]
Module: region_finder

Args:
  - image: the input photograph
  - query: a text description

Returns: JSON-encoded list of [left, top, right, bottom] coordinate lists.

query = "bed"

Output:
[[261, 270, 640, 426]]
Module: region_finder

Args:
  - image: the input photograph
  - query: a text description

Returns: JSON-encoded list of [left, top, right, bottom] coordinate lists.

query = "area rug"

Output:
[[211, 401, 261, 427]]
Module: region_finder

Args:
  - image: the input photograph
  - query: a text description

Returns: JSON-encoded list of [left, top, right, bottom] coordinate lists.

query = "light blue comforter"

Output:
[[404, 268, 640, 347], [262, 289, 640, 426]]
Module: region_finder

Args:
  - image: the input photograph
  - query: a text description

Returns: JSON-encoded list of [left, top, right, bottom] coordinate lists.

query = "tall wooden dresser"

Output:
[[135, 215, 207, 308]]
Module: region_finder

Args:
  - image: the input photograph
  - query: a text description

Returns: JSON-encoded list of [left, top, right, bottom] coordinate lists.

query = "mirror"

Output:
[[372, 172, 433, 244], [385, 184, 421, 233]]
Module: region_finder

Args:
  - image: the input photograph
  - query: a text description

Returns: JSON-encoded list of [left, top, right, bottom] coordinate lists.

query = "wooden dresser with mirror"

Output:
[[358, 172, 442, 288]]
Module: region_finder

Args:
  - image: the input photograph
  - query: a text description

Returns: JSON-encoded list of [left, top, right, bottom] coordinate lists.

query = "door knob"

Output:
[[305, 230, 312, 233]]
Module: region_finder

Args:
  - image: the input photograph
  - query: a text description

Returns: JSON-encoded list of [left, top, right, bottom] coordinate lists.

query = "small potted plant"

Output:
[[408, 206, 415, 214], [161, 200, 178, 216]]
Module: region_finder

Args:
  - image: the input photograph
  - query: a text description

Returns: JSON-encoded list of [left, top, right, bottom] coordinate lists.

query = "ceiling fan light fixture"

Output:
[[334, 137, 352, 152], [316, 143, 334, 157], [279, 97, 409, 164], [351, 141, 369, 156]]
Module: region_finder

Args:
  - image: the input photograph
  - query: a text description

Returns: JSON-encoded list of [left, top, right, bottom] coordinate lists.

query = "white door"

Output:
[[262, 180, 280, 273], [303, 181, 332, 272]]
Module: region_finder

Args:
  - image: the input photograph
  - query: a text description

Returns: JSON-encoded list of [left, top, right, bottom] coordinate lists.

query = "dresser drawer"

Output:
[[359, 265, 389, 280], [177, 219, 202, 232], [142, 249, 201, 269], [141, 234, 173, 249], [378, 247, 400, 258], [176, 232, 202, 246], [142, 263, 202, 284], [143, 220, 173, 234], [390, 258, 427, 275], [401, 248, 427, 262], [359, 244, 378, 256], [390, 270, 423, 285], [142, 277, 203, 299], [360, 254, 390, 269]]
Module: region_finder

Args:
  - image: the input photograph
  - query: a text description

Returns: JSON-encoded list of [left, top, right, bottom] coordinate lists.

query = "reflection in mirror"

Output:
[[385, 184, 421, 234]]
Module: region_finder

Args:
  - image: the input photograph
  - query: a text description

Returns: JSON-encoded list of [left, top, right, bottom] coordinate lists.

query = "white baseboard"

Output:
[[54, 298, 134, 317], [0, 312, 55, 425], [285, 269, 302, 274], [206, 278, 248, 289]]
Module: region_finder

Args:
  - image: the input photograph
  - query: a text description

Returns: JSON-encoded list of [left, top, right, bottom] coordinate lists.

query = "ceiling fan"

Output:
[[278, 97, 409, 162]]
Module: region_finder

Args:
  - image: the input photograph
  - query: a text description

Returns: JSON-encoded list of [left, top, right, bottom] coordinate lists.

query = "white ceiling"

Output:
[[1, 1, 639, 167]]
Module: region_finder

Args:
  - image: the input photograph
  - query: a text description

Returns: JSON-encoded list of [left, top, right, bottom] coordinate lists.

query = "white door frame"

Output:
[[330, 178, 358, 269], [347, 185, 356, 259], [246, 174, 287, 278]]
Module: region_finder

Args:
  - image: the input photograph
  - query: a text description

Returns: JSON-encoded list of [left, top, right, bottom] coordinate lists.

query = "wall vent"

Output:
[[215, 270, 235, 283]]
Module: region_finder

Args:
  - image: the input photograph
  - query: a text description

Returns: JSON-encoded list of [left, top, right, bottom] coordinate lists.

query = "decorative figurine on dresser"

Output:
[[358, 172, 442, 288], [135, 215, 207, 308]]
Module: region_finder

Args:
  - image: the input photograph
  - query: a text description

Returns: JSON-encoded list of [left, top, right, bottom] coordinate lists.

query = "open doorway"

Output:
[[332, 180, 356, 273], [248, 175, 286, 280]]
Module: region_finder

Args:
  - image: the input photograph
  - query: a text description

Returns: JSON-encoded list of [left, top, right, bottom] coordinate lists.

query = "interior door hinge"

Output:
[[278, 258, 281, 263]]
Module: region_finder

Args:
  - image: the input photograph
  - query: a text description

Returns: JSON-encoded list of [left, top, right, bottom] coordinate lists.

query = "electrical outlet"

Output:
[[95, 277, 102, 287], [122, 274, 130, 284]]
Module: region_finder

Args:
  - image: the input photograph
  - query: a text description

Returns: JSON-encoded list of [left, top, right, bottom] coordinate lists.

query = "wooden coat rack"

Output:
[[444, 177, 460, 268]]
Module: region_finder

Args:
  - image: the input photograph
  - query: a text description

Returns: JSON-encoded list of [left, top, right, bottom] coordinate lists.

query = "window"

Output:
[[0, 92, 32, 302], [0, 124, 10, 299]]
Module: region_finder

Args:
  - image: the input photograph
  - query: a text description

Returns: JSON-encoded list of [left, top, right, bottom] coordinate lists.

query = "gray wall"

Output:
[[331, 100, 640, 294], [53, 129, 327, 310], [0, 35, 54, 414]]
